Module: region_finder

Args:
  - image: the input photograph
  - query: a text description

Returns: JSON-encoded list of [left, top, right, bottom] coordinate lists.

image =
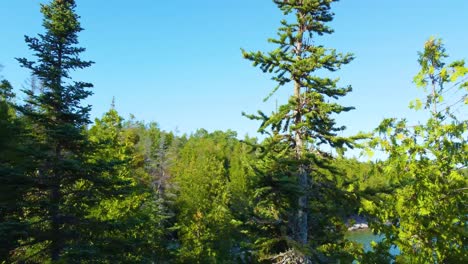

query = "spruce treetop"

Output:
[[17, 0, 93, 129], [242, 0, 358, 156]]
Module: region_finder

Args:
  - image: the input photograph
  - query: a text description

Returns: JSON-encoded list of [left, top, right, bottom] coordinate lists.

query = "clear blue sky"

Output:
[[1, 0, 467, 142]]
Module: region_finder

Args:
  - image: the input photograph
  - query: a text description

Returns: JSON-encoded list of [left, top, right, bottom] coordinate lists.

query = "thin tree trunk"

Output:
[[293, 16, 308, 246], [294, 79, 308, 246], [51, 145, 62, 261], [51, 46, 64, 261]]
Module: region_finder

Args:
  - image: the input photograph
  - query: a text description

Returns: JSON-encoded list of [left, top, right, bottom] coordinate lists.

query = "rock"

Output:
[[347, 223, 369, 231]]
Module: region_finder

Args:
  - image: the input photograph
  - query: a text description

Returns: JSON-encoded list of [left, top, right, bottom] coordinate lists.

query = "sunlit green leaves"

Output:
[[450, 61, 468, 82], [366, 38, 467, 263], [171, 131, 255, 263]]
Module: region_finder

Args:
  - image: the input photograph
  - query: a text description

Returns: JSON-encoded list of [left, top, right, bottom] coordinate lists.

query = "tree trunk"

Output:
[[50, 45, 64, 261], [50, 144, 62, 261], [294, 79, 308, 246], [293, 11, 308, 247], [50, 188, 61, 261]]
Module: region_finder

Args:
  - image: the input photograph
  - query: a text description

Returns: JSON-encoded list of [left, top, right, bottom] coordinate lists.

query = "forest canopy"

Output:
[[0, 0, 466, 263]]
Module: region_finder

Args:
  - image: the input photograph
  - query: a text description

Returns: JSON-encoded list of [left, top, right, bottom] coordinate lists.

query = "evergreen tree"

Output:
[[0, 77, 34, 262], [171, 130, 254, 263], [242, 0, 363, 261], [87, 107, 171, 262], [13, 0, 129, 261], [364, 38, 467, 263]]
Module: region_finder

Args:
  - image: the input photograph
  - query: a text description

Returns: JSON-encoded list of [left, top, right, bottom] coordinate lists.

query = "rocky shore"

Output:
[[347, 215, 369, 231], [347, 223, 369, 231]]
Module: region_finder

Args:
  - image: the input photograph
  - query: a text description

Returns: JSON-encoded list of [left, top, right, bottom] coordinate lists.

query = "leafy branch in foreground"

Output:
[[363, 37, 467, 264]]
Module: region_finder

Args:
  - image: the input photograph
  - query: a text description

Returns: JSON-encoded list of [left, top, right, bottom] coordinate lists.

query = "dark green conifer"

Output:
[[0, 77, 34, 262], [242, 0, 363, 261], [13, 0, 128, 261]]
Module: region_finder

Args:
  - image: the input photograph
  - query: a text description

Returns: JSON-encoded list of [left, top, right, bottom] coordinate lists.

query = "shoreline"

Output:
[[347, 222, 369, 231]]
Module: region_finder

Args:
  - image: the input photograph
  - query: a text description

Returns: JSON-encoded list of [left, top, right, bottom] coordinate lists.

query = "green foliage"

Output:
[[365, 38, 468, 263], [0, 78, 34, 262], [0, 79, 15, 100], [2, 1, 466, 263], [171, 130, 255, 263], [87, 108, 171, 262], [8, 0, 135, 262], [242, 0, 365, 261]]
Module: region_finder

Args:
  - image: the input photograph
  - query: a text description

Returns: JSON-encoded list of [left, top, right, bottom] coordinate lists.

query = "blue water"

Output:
[[346, 229, 382, 251], [346, 229, 400, 256]]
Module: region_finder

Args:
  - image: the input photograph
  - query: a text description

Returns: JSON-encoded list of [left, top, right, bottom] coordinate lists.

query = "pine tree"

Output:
[[242, 0, 363, 261], [13, 0, 128, 261]]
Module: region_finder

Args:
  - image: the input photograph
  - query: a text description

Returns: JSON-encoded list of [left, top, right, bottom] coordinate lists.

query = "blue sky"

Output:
[[1, 0, 467, 144]]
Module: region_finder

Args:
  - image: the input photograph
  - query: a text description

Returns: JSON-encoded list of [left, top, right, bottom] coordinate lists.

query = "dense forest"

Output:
[[0, 0, 466, 263]]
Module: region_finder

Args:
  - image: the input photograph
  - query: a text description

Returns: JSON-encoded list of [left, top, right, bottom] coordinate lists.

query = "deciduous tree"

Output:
[[364, 38, 468, 263]]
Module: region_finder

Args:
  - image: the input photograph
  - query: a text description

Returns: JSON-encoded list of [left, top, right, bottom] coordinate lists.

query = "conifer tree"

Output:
[[0, 77, 34, 262], [242, 0, 362, 261], [171, 130, 235, 262], [88, 107, 171, 262], [14, 0, 128, 261]]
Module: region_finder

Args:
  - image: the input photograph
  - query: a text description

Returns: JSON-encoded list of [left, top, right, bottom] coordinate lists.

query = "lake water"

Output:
[[346, 229, 382, 251], [346, 229, 399, 256]]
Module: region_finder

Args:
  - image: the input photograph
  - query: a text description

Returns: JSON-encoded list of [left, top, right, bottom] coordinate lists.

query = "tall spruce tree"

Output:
[[242, 0, 362, 261], [14, 0, 127, 261]]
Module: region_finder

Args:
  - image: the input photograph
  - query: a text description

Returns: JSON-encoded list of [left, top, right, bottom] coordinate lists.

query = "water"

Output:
[[346, 229, 382, 251], [346, 229, 400, 256]]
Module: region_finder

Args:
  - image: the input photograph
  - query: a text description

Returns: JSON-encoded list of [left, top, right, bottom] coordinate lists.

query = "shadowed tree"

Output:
[[0, 75, 35, 262], [14, 0, 131, 261]]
